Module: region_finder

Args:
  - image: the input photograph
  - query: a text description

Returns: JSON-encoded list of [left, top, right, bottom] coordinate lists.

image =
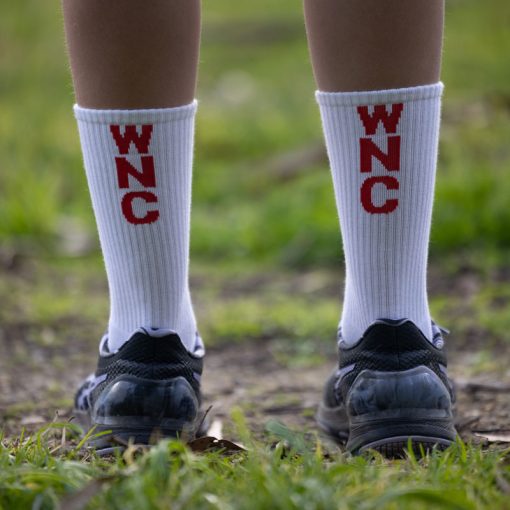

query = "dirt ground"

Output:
[[204, 340, 510, 445], [1, 257, 509, 447]]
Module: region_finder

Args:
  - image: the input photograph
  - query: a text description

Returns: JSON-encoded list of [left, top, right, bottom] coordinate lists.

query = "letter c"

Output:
[[360, 176, 399, 214], [121, 191, 160, 224]]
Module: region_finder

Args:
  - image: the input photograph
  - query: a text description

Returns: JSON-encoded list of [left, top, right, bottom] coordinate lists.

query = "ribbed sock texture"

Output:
[[74, 102, 198, 352], [316, 83, 443, 345]]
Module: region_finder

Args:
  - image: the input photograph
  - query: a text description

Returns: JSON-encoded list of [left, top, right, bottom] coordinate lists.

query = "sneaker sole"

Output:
[[359, 435, 453, 458], [75, 410, 210, 454]]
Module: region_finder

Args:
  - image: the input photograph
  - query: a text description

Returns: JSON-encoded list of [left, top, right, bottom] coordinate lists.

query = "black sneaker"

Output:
[[317, 319, 456, 457], [74, 329, 207, 452]]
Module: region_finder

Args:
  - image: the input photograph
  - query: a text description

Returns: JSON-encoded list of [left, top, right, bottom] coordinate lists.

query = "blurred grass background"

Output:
[[1, 0, 509, 268]]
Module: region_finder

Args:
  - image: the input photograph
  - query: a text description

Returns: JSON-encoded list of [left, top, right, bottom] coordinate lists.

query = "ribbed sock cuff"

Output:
[[73, 100, 197, 125], [316, 82, 443, 107]]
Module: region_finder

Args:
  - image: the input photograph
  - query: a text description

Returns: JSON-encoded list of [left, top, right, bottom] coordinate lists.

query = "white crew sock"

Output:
[[316, 83, 443, 345], [74, 102, 199, 353]]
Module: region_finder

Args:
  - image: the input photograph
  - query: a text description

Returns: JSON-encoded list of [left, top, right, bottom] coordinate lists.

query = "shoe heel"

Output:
[[88, 375, 201, 450], [346, 366, 456, 456]]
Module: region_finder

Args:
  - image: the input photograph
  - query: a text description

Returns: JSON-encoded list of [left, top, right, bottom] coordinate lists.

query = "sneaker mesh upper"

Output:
[[75, 331, 203, 411], [326, 320, 453, 406]]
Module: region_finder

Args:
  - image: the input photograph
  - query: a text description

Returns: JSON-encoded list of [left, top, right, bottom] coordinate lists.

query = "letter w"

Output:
[[357, 103, 403, 136], [110, 125, 153, 154]]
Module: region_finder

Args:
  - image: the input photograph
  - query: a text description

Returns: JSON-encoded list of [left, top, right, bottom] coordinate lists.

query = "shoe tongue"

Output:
[[98, 329, 173, 357], [139, 327, 205, 357], [371, 318, 411, 328], [140, 326, 178, 338]]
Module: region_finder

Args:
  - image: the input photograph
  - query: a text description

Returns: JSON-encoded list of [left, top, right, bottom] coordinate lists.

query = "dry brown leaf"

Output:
[[187, 436, 245, 454], [455, 379, 510, 393], [20, 415, 46, 426], [473, 431, 510, 443]]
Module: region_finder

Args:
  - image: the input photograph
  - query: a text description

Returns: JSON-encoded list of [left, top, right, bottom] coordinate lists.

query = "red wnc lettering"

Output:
[[357, 103, 403, 136], [110, 124, 159, 225], [360, 136, 401, 172], [115, 156, 156, 189], [360, 176, 399, 214], [121, 191, 160, 225], [110, 125, 153, 154]]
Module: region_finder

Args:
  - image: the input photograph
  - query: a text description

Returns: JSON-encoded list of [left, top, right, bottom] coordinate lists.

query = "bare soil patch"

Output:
[[1, 259, 509, 447]]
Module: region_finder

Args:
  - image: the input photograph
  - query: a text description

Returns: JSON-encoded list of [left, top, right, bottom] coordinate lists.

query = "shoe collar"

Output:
[[99, 328, 206, 358], [337, 318, 447, 350]]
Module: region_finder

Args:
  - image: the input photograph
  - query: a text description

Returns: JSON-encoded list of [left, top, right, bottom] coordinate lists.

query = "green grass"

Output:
[[1, 419, 509, 510]]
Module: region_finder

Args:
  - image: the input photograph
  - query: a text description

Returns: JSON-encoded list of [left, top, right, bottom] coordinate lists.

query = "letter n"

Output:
[[360, 136, 401, 172], [115, 156, 157, 188]]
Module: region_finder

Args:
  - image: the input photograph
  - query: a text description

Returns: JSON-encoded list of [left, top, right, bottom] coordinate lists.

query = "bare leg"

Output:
[[62, 0, 201, 108], [303, 0, 444, 91]]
